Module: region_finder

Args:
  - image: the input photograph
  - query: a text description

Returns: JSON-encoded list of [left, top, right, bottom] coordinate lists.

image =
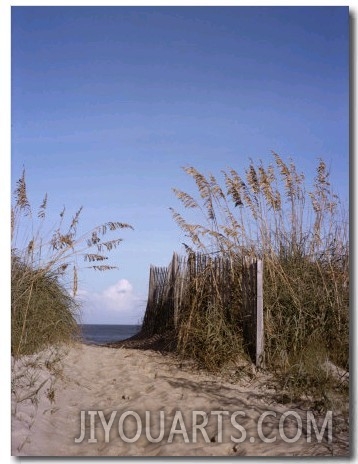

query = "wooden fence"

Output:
[[141, 252, 264, 367]]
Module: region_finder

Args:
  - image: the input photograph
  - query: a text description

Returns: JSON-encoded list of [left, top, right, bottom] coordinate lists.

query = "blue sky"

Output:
[[11, 6, 349, 324]]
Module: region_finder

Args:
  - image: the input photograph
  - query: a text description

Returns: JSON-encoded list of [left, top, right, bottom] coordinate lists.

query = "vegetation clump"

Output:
[[170, 153, 349, 401], [11, 170, 133, 356]]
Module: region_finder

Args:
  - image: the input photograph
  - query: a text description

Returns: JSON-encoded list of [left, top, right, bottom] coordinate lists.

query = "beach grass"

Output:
[[11, 169, 133, 357], [171, 153, 349, 402]]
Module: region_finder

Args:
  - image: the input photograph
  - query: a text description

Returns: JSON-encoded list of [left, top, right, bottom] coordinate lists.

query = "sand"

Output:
[[11, 343, 349, 457]]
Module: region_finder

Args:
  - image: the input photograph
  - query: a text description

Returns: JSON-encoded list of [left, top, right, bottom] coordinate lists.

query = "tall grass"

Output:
[[170, 153, 349, 398], [174, 253, 248, 372], [11, 170, 133, 356], [11, 254, 80, 355]]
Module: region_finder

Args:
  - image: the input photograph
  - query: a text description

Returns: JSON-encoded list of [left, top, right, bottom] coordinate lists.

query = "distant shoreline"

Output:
[[78, 323, 142, 345]]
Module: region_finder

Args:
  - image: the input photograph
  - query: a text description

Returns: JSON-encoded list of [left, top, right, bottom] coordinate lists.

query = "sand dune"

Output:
[[11, 343, 349, 456]]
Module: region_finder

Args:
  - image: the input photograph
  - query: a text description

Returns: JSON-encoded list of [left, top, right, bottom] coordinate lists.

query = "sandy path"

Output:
[[11, 343, 349, 456]]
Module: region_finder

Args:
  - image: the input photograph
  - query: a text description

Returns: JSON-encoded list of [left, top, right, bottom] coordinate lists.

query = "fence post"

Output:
[[256, 259, 264, 368]]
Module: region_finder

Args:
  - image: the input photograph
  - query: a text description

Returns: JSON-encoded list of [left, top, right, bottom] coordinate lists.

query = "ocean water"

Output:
[[79, 324, 141, 345]]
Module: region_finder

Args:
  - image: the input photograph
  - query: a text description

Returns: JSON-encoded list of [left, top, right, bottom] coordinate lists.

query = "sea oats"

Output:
[[169, 154, 348, 397], [12, 170, 133, 355]]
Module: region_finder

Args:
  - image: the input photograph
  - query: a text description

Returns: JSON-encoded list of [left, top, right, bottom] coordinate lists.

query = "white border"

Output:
[[2, 2, 355, 463]]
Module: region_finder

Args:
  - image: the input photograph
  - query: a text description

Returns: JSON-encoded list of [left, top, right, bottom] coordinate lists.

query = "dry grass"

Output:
[[11, 169, 133, 356], [170, 153, 349, 403], [175, 253, 249, 372]]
